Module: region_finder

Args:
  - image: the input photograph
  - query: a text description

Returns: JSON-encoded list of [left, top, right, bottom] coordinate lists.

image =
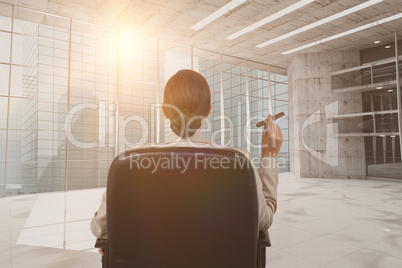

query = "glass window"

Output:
[[193, 49, 222, 144], [221, 56, 248, 150], [11, 33, 24, 65], [6, 95, 68, 195], [0, 64, 9, 96], [66, 20, 117, 191], [275, 74, 288, 83], [0, 129, 6, 197], [0, 97, 8, 129], [119, 32, 157, 152], [8, 98, 25, 130], [0, 31, 11, 63], [159, 41, 191, 79], [4, 7, 71, 195], [10, 65, 23, 97], [197, 57, 221, 142], [0, 2, 291, 195], [274, 83, 288, 95], [159, 41, 192, 142]]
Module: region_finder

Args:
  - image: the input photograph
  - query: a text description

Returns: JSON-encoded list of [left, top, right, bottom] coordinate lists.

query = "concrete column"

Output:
[[288, 50, 366, 179]]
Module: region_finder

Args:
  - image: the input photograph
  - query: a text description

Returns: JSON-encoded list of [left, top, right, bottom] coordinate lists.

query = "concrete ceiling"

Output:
[[2, 0, 402, 74]]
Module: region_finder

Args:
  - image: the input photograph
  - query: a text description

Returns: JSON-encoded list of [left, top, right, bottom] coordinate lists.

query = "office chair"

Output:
[[95, 147, 271, 268]]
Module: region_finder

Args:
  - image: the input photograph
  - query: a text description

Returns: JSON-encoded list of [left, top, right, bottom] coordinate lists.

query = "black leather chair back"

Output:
[[106, 147, 259, 268]]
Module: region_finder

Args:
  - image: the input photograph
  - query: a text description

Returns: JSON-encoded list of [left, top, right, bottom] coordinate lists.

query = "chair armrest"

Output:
[[257, 231, 270, 268], [95, 239, 109, 249], [258, 231, 271, 247]]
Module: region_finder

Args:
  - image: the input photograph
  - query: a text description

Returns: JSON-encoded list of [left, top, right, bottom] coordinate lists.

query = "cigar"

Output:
[[256, 112, 285, 127]]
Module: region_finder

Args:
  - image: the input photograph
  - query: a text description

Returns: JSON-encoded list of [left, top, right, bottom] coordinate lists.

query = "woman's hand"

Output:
[[261, 114, 283, 158], [99, 248, 104, 262]]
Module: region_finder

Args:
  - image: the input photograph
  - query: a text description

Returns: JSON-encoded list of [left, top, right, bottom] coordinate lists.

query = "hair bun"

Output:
[[170, 113, 202, 137]]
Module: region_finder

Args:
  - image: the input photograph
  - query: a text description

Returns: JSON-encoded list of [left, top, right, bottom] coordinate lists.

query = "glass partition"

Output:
[[0, 2, 288, 197], [194, 48, 222, 143], [0, 130, 5, 197], [272, 74, 289, 172], [67, 20, 117, 190], [3, 8, 70, 195], [118, 31, 157, 154], [221, 56, 248, 149], [248, 63, 270, 163], [0, 31, 11, 64], [0, 64, 9, 96]]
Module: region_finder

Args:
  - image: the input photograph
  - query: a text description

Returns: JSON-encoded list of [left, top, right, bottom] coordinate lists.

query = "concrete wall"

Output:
[[288, 50, 366, 179]]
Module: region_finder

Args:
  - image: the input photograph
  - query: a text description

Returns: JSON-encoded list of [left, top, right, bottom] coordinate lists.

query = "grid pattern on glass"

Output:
[[249, 69, 270, 166], [67, 21, 117, 190], [0, 31, 11, 64], [0, 130, 5, 197], [0, 2, 288, 197], [272, 74, 289, 172], [159, 42, 192, 142], [118, 32, 157, 153], [0, 63, 9, 96], [198, 58, 221, 143], [0, 97, 8, 129], [4, 11, 70, 195], [221, 58, 248, 150]]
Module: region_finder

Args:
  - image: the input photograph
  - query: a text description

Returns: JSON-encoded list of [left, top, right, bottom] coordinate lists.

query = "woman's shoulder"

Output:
[[128, 142, 251, 160], [210, 144, 251, 160]]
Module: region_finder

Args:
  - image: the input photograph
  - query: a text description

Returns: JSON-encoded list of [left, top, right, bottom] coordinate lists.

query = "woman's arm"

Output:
[[256, 158, 279, 231], [257, 114, 283, 231], [91, 191, 108, 239]]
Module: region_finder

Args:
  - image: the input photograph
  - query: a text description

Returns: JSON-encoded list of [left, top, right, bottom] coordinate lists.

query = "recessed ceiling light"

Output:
[[385, 45, 391, 48], [388, 89, 393, 92], [391, 136, 396, 138], [282, 12, 402, 55], [190, 0, 247, 31], [227, 0, 315, 40], [255, 0, 383, 47], [379, 134, 385, 137], [374, 40, 381, 43], [376, 86, 383, 89]]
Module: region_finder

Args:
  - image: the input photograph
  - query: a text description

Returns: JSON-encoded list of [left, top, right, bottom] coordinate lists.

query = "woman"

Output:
[[91, 69, 282, 254]]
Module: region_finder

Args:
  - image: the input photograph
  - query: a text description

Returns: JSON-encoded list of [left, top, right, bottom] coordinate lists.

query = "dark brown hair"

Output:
[[163, 69, 211, 138]]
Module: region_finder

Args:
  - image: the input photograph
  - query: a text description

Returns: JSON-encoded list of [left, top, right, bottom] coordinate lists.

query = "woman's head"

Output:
[[162, 69, 211, 138]]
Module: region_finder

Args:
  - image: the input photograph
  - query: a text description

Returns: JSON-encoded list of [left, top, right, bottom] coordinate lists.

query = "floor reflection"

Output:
[[1, 174, 402, 267]]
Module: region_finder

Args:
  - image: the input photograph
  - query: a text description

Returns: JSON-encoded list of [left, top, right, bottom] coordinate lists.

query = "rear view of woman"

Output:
[[91, 69, 283, 246]]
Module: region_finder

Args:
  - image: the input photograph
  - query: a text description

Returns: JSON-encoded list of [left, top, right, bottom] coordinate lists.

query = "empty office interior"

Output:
[[0, 4, 289, 196], [0, 0, 402, 267]]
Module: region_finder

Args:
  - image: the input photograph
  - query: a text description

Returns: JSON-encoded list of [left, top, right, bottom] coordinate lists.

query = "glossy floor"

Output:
[[0, 173, 401, 268]]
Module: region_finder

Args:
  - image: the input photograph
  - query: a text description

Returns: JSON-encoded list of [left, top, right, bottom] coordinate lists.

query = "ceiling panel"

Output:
[[2, 0, 402, 73]]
